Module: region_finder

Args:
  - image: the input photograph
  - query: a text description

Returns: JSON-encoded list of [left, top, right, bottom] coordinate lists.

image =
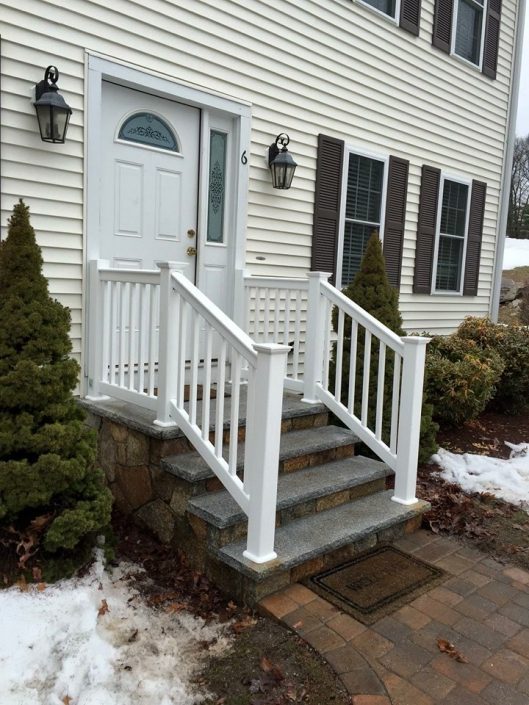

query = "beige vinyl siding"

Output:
[[0, 0, 518, 353]]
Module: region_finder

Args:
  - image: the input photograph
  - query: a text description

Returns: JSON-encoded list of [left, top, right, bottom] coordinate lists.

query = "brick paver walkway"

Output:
[[259, 530, 529, 705]]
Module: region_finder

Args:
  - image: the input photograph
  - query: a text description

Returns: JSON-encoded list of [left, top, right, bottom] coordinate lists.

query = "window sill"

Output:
[[450, 51, 483, 75]]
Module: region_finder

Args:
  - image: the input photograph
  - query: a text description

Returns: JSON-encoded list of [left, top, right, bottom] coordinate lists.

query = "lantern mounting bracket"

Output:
[[268, 133, 290, 165], [35, 66, 60, 101]]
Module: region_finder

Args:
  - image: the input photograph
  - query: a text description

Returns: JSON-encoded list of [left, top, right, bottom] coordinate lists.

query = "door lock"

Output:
[[186, 246, 197, 257], [187, 228, 196, 238]]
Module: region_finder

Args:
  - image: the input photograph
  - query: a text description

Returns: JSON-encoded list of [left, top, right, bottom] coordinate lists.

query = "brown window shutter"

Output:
[[311, 134, 345, 284], [463, 180, 487, 296], [413, 165, 441, 294], [483, 0, 501, 79], [400, 0, 421, 36], [432, 0, 453, 53], [383, 156, 409, 289]]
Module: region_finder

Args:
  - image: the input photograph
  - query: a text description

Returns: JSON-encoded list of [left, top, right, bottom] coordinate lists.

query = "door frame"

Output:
[[83, 53, 251, 391]]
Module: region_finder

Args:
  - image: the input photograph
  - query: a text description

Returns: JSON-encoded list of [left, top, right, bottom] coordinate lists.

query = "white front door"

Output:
[[100, 82, 200, 279]]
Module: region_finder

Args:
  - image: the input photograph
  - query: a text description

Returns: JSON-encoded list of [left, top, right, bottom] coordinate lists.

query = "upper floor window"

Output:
[[360, 0, 399, 20], [432, 0, 500, 79], [453, 0, 486, 67]]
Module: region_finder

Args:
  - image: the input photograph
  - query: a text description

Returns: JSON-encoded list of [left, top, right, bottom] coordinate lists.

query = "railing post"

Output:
[[243, 343, 290, 563], [392, 336, 430, 505], [302, 271, 331, 404], [154, 261, 187, 428], [85, 259, 110, 401], [232, 268, 248, 332]]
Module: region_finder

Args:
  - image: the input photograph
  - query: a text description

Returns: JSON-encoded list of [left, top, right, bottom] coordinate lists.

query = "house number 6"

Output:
[[241, 150, 248, 165]]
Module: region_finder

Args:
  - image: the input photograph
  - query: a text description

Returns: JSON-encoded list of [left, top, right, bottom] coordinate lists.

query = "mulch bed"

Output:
[[418, 411, 529, 570]]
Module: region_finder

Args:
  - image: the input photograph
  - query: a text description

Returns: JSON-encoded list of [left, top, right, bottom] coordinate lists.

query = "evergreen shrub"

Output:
[[424, 335, 504, 427], [330, 232, 438, 463], [456, 316, 529, 413], [0, 200, 112, 576]]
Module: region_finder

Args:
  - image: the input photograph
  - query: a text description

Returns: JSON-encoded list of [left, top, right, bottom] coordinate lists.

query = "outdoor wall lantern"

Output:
[[268, 133, 297, 190], [33, 66, 72, 144]]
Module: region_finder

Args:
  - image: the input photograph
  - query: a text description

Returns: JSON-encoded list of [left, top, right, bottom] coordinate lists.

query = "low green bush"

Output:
[[424, 334, 504, 427], [456, 317, 529, 414]]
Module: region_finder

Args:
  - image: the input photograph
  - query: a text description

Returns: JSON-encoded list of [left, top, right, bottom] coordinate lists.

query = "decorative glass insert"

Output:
[[341, 153, 384, 286], [435, 179, 469, 292], [361, 0, 397, 17], [118, 112, 179, 151], [454, 0, 484, 65], [207, 130, 227, 243]]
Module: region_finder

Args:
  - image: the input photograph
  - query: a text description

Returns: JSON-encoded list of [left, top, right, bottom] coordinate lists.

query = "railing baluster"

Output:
[[361, 329, 371, 426], [348, 319, 358, 414], [177, 300, 188, 409], [375, 341, 386, 440], [147, 284, 156, 397], [189, 311, 200, 427], [228, 352, 241, 476], [284, 290, 291, 347], [138, 284, 146, 394], [293, 290, 301, 379], [264, 288, 271, 341], [110, 281, 118, 386], [335, 308, 344, 402], [202, 325, 213, 441], [128, 282, 136, 391], [102, 280, 111, 384], [215, 340, 227, 458], [273, 290, 281, 343], [390, 352, 401, 454]]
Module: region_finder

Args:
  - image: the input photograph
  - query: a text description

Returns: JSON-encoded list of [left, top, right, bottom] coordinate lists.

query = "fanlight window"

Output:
[[118, 112, 179, 152]]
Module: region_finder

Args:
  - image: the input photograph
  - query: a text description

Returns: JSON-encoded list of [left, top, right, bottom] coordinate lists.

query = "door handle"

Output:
[[186, 246, 197, 257]]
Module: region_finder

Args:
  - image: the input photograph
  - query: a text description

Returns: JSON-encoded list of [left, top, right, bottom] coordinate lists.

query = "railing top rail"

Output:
[[97, 267, 161, 285], [320, 280, 405, 354], [172, 272, 258, 366], [243, 275, 309, 291]]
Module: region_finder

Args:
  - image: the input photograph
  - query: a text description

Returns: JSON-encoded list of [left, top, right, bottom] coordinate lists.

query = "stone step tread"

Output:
[[162, 425, 358, 482], [187, 456, 391, 528], [216, 490, 429, 580]]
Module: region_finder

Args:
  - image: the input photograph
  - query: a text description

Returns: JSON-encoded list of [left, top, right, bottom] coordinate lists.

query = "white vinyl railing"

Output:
[[87, 260, 289, 564], [243, 271, 429, 506], [242, 275, 308, 392]]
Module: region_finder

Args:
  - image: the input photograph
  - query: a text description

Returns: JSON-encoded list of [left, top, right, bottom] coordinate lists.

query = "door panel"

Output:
[[100, 81, 200, 277]]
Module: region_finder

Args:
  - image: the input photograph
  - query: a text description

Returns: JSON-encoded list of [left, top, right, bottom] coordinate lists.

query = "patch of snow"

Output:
[[0, 551, 231, 705], [432, 442, 529, 511], [503, 237, 529, 270]]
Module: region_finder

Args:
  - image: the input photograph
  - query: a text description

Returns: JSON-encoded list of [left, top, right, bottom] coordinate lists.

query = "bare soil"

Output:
[[418, 411, 529, 570]]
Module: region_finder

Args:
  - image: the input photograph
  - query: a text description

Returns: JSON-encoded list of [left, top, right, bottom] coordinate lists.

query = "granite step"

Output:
[[215, 490, 429, 586], [162, 425, 358, 484], [187, 456, 391, 529]]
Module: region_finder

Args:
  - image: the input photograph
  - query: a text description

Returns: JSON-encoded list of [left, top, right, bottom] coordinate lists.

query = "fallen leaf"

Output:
[[165, 602, 186, 614], [259, 655, 284, 682], [292, 620, 303, 630], [98, 599, 110, 616], [437, 638, 468, 663], [62, 696, 73, 705], [17, 575, 28, 592], [32, 566, 42, 581], [232, 615, 257, 634], [37, 582, 46, 592]]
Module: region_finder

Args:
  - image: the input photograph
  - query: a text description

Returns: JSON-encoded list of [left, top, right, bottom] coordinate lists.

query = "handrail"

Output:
[[320, 281, 405, 354], [172, 272, 258, 366]]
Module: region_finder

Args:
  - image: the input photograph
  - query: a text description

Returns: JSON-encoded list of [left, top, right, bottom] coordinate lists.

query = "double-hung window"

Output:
[[338, 151, 387, 288], [433, 177, 470, 293], [453, 0, 487, 67], [359, 0, 400, 21]]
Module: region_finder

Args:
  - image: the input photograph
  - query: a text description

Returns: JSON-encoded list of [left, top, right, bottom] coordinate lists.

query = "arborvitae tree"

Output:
[[0, 200, 112, 575], [330, 232, 438, 463]]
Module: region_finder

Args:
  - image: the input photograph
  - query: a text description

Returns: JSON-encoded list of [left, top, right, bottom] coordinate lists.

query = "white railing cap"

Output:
[[156, 260, 187, 271], [253, 343, 291, 355]]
